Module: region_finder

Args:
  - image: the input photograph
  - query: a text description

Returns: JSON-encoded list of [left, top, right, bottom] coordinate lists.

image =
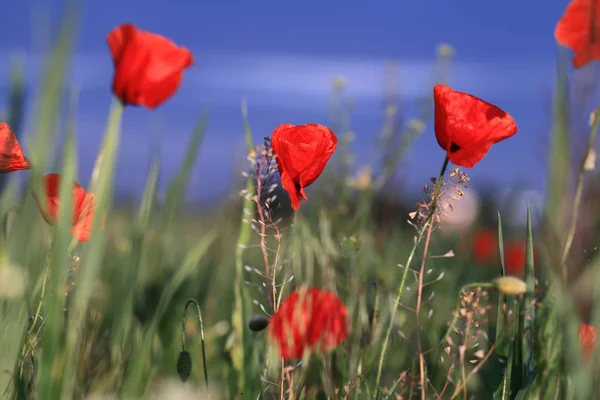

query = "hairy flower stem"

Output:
[[180, 298, 209, 389], [373, 156, 449, 399], [416, 217, 435, 400], [440, 282, 494, 346], [561, 107, 600, 280]]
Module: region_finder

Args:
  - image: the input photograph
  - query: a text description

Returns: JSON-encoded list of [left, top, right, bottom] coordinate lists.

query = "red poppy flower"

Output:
[[433, 85, 518, 168], [268, 288, 349, 359], [33, 174, 103, 242], [106, 23, 194, 109], [271, 124, 338, 210], [0, 122, 30, 172], [579, 323, 597, 360], [472, 228, 498, 264], [555, 0, 600, 69]]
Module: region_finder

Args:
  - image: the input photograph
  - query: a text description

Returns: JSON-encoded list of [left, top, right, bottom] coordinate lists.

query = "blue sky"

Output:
[[0, 0, 592, 209]]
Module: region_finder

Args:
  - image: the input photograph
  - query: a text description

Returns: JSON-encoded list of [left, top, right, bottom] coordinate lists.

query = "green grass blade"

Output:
[[60, 99, 124, 398], [160, 114, 209, 228], [521, 205, 535, 383], [35, 108, 78, 398], [0, 55, 26, 194], [229, 100, 255, 394], [493, 212, 510, 400], [122, 231, 217, 397]]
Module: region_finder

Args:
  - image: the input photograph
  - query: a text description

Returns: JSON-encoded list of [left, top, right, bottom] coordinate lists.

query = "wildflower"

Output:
[[471, 228, 498, 264], [579, 323, 597, 360], [271, 124, 338, 210], [346, 165, 372, 191], [493, 276, 527, 296], [0, 122, 31, 172], [437, 43, 455, 58], [555, 0, 600, 69], [106, 23, 194, 109], [433, 84, 518, 168], [268, 288, 349, 359], [32, 174, 103, 242]]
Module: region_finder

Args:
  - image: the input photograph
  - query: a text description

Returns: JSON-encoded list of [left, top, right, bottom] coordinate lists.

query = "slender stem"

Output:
[[561, 107, 600, 280], [255, 160, 274, 312], [180, 298, 209, 389], [460, 311, 470, 400], [449, 344, 496, 400], [19, 240, 54, 377], [439, 283, 494, 346], [372, 156, 449, 399], [416, 218, 435, 400]]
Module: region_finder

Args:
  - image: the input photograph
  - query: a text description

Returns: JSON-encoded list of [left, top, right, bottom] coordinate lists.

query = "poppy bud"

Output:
[[493, 276, 527, 296], [176, 350, 192, 383], [248, 315, 270, 332]]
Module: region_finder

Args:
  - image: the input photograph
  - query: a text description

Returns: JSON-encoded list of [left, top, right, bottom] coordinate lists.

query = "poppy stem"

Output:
[[373, 156, 449, 399], [180, 298, 209, 389], [561, 107, 600, 280]]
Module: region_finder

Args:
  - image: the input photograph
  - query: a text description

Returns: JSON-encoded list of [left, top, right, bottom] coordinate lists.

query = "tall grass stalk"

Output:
[[373, 156, 449, 399]]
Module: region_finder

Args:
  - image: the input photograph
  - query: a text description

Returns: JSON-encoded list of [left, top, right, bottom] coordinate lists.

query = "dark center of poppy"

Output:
[[449, 142, 461, 153], [295, 183, 302, 190]]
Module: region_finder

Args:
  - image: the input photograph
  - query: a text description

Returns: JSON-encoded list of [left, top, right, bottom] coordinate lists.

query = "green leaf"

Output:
[[521, 205, 536, 383], [160, 114, 209, 228]]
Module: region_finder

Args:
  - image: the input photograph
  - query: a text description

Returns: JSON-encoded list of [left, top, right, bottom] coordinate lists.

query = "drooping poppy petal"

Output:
[[579, 323, 597, 360], [268, 288, 349, 360], [0, 122, 31, 172], [106, 23, 194, 109], [555, 0, 600, 69], [32, 173, 103, 242], [471, 228, 498, 265], [271, 124, 338, 210], [433, 85, 518, 168]]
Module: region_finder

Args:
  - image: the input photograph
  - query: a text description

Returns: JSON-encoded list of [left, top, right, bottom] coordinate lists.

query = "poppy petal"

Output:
[[271, 124, 338, 210], [33, 174, 104, 242], [433, 85, 517, 168], [106, 23, 194, 108], [268, 288, 348, 360], [0, 122, 31, 173], [555, 0, 600, 68]]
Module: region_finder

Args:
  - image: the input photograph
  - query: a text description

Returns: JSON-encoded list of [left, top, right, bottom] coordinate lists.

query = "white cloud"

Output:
[[0, 50, 555, 109]]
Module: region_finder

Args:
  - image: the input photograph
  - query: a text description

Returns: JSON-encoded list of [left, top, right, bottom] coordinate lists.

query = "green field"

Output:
[[2, 5, 600, 400]]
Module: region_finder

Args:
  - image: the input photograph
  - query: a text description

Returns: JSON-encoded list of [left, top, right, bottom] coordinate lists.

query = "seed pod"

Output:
[[177, 350, 192, 383], [493, 276, 527, 296], [248, 315, 270, 332]]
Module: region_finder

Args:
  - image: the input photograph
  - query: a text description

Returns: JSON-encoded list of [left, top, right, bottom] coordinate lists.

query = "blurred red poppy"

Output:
[[33, 174, 103, 242], [271, 124, 338, 210], [555, 0, 600, 69], [0, 122, 30, 172], [106, 23, 194, 109], [579, 323, 597, 360], [268, 288, 349, 360], [433, 85, 518, 168], [472, 228, 498, 264]]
